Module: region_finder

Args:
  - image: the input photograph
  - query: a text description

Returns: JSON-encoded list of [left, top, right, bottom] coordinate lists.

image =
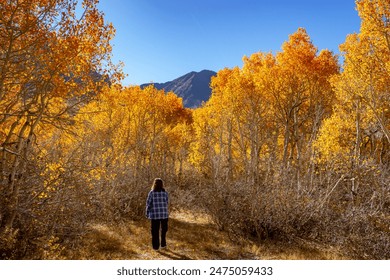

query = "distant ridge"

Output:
[[141, 70, 216, 108]]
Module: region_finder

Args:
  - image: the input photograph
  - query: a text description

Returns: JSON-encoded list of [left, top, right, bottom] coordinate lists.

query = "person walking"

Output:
[[145, 178, 169, 250]]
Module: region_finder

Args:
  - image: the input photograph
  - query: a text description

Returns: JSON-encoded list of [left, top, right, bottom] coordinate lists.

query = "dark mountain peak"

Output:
[[198, 69, 216, 76], [141, 70, 216, 108]]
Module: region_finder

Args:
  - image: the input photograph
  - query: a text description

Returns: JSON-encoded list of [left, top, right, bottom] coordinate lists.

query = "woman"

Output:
[[145, 178, 169, 250]]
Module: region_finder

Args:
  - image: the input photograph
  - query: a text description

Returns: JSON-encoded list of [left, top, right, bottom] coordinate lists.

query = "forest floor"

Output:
[[67, 210, 345, 260]]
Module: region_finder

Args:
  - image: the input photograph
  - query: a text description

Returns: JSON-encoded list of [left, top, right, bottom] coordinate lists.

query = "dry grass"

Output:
[[63, 210, 344, 260]]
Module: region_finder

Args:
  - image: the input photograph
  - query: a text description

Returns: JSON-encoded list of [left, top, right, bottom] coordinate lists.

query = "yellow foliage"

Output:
[[314, 112, 355, 167], [334, 0, 390, 144], [190, 28, 339, 176], [73, 84, 191, 179]]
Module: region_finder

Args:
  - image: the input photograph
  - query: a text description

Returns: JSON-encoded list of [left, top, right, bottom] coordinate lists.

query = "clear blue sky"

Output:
[[96, 0, 361, 86]]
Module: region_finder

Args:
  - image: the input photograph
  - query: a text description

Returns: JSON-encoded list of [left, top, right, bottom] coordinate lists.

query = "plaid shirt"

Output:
[[145, 190, 169, 219]]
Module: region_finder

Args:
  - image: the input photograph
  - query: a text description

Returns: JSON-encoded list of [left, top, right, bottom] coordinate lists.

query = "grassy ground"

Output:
[[65, 210, 345, 260]]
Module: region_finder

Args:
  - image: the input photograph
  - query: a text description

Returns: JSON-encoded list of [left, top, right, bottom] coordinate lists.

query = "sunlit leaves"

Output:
[[0, 0, 119, 231], [190, 28, 339, 181], [316, 0, 390, 169], [73, 85, 191, 184]]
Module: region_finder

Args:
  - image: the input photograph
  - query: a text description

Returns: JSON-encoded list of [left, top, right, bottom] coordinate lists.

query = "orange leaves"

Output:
[[278, 27, 317, 73], [330, 0, 390, 146], [190, 28, 340, 177], [314, 0, 390, 169], [314, 112, 355, 167], [75, 85, 192, 178], [0, 1, 119, 223], [356, 0, 390, 41]]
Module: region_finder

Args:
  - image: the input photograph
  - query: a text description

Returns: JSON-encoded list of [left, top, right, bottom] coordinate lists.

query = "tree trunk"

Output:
[[282, 122, 290, 166]]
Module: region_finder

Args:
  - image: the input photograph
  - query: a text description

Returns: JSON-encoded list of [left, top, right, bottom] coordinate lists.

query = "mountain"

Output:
[[141, 70, 216, 108]]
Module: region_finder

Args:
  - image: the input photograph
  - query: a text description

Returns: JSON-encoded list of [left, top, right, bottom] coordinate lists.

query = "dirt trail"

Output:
[[75, 210, 342, 260]]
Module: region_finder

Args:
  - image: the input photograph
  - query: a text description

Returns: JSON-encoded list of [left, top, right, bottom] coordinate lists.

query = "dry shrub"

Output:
[[195, 164, 390, 259], [0, 228, 18, 259], [168, 168, 205, 212], [0, 153, 152, 259]]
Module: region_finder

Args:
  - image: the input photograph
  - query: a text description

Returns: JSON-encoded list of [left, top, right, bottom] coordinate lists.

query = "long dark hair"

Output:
[[151, 178, 165, 192]]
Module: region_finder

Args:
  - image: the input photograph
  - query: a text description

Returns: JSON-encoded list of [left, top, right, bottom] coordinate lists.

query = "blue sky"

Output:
[[96, 0, 361, 85]]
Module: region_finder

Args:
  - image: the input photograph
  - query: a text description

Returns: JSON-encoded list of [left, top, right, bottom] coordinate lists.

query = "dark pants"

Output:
[[151, 218, 168, 250]]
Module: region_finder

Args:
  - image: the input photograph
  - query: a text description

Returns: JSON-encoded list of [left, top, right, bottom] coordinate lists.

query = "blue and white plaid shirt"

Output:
[[145, 190, 169, 219]]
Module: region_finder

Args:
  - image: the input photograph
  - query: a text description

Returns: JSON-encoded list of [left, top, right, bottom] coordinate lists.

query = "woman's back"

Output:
[[146, 190, 169, 219]]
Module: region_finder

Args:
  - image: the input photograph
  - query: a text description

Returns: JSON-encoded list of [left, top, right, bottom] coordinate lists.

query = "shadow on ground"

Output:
[[157, 248, 192, 260], [68, 211, 343, 260]]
